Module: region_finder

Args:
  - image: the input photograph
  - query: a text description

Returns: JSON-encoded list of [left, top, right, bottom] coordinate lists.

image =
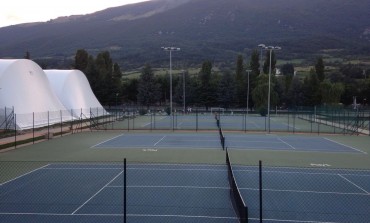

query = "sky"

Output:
[[0, 0, 149, 28]]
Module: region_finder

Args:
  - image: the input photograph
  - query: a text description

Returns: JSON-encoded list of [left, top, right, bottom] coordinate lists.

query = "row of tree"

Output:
[[73, 49, 370, 112]]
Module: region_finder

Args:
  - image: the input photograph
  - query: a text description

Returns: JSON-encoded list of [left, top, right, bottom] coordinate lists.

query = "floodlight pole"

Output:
[[162, 47, 180, 129], [263, 46, 281, 133], [246, 69, 252, 116]]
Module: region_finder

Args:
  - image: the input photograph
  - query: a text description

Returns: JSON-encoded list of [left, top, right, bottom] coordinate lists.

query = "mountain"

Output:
[[0, 0, 369, 69]]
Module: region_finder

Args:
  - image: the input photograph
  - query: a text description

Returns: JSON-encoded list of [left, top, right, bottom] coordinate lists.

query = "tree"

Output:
[[303, 69, 321, 106], [315, 57, 325, 82], [286, 76, 305, 107], [95, 51, 114, 104], [249, 49, 260, 75], [174, 71, 189, 110], [235, 55, 245, 106], [320, 80, 344, 104], [281, 63, 295, 76], [248, 50, 261, 109], [218, 71, 236, 108], [122, 79, 138, 104], [74, 49, 89, 71], [137, 64, 160, 108], [85, 55, 99, 97], [198, 61, 215, 110], [24, 51, 31, 59], [281, 63, 295, 94], [263, 51, 276, 74], [252, 74, 278, 115]]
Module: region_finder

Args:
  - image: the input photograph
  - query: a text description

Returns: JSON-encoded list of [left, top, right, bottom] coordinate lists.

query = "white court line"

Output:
[[43, 167, 123, 170], [0, 212, 238, 220], [124, 167, 226, 172], [154, 135, 166, 146], [277, 137, 297, 150], [282, 123, 301, 130], [324, 137, 367, 154], [233, 168, 370, 177], [240, 187, 369, 196], [230, 139, 283, 144], [125, 213, 237, 220], [141, 122, 152, 127], [90, 133, 125, 148], [107, 185, 229, 190], [236, 165, 370, 173], [71, 170, 123, 214], [249, 121, 260, 128], [0, 212, 339, 223], [338, 174, 369, 194], [256, 217, 339, 223], [229, 147, 367, 154], [0, 164, 50, 186]]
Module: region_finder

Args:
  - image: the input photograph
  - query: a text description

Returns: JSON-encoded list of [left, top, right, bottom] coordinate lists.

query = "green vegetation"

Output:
[[71, 49, 370, 109]]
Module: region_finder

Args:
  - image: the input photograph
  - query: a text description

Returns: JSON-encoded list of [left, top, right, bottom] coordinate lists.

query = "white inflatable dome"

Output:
[[0, 59, 70, 130], [44, 69, 106, 118]]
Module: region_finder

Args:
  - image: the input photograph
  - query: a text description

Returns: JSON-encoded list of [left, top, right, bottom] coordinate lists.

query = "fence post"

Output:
[[123, 158, 127, 223], [259, 160, 263, 223]]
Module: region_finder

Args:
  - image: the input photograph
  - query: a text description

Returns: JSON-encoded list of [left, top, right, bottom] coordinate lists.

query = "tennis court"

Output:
[[0, 162, 237, 223], [235, 165, 370, 223], [1, 158, 369, 222], [91, 132, 365, 154]]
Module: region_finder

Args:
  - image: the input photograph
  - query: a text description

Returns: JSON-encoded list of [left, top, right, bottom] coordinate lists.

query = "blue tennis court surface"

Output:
[[235, 166, 370, 223], [1, 163, 369, 222], [0, 163, 238, 223], [92, 133, 366, 153]]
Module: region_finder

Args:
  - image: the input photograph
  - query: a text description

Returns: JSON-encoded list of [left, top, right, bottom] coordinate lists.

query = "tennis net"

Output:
[[215, 113, 225, 150], [226, 149, 248, 223], [219, 127, 225, 150]]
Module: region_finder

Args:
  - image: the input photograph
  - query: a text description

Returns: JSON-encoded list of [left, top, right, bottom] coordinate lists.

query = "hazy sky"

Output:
[[0, 0, 149, 28]]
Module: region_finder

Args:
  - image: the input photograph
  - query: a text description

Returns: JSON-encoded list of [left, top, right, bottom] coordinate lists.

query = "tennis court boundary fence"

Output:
[[1, 106, 369, 151]]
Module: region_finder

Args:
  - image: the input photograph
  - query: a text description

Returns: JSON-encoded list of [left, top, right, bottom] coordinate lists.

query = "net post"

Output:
[[259, 160, 263, 223], [123, 158, 127, 223]]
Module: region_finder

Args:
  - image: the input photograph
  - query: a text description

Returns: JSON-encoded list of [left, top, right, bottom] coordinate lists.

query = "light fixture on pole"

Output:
[[246, 69, 252, 115], [162, 47, 180, 129], [262, 45, 281, 133], [258, 44, 266, 75]]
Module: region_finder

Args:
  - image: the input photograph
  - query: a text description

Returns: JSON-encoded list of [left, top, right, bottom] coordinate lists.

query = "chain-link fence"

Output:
[[1, 106, 369, 151]]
